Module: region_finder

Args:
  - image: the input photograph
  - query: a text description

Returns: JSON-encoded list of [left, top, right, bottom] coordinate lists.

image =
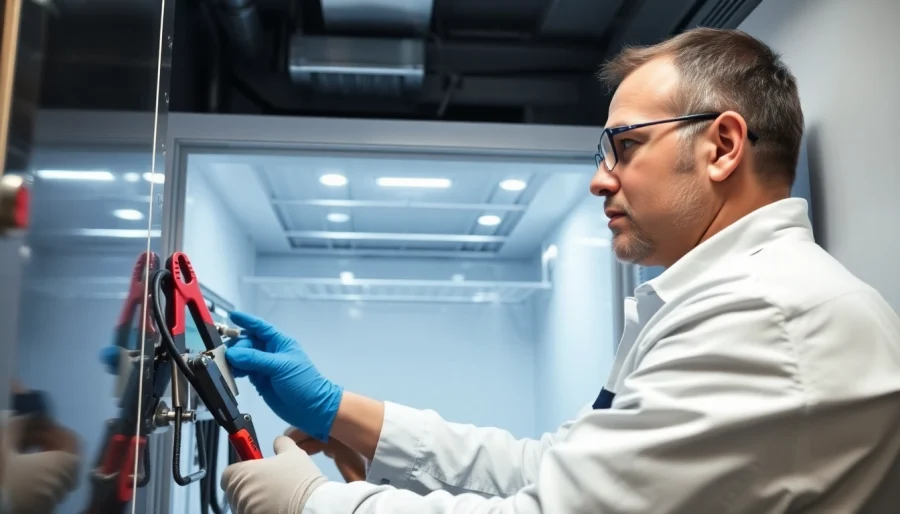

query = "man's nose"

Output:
[[589, 165, 619, 197]]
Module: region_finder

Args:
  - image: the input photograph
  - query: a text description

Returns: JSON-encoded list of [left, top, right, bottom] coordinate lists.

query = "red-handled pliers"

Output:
[[160, 252, 264, 462]]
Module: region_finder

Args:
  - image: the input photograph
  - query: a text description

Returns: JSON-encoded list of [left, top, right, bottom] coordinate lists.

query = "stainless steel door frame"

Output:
[[0, 0, 176, 511], [0, 1, 26, 510], [0, 0, 24, 416]]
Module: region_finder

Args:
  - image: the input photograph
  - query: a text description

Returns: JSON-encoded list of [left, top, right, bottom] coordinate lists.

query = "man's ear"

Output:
[[707, 111, 749, 183]]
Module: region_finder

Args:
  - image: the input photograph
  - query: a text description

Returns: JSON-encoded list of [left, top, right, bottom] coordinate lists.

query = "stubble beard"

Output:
[[611, 145, 705, 265], [611, 217, 655, 264]]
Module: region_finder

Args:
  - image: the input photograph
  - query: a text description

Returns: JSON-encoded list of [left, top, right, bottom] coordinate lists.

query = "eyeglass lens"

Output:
[[596, 132, 615, 171]]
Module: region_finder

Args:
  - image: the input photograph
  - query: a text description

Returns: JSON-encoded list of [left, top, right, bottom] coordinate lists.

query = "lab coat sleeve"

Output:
[[364, 401, 578, 497], [304, 286, 808, 513]]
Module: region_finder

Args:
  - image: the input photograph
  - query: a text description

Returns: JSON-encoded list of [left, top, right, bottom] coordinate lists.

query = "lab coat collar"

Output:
[[637, 198, 814, 303]]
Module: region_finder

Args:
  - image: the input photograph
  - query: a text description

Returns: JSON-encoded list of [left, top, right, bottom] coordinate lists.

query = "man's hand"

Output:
[[285, 427, 367, 482], [1, 414, 81, 514], [224, 311, 344, 441], [222, 436, 328, 514]]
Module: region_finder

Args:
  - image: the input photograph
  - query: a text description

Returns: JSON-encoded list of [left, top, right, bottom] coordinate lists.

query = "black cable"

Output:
[[199, 422, 211, 514], [229, 444, 238, 465], [173, 407, 208, 486], [150, 269, 195, 382], [208, 422, 225, 514]]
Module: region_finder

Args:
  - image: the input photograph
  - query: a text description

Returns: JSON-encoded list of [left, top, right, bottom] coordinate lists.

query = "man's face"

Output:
[[591, 57, 713, 267]]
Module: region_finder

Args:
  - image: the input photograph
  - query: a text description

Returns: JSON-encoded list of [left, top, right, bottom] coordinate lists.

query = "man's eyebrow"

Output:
[[605, 120, 639, 130], [608, 116, 665, 131]]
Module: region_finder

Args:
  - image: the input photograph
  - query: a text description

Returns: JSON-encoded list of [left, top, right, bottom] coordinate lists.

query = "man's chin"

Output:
[[611, 234, 653, 264]]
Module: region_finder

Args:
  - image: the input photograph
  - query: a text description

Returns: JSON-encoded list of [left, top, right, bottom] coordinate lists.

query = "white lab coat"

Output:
[[304, 198, 900, 513]]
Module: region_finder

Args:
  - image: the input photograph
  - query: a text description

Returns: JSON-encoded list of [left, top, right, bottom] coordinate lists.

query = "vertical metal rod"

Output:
[[0, 0, 23, 176]]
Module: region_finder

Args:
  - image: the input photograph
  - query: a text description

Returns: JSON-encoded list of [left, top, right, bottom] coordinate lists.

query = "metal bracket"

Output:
[[153, 400, 196, 431]]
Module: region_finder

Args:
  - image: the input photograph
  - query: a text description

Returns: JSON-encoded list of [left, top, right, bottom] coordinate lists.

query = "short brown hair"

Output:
[[598, 28, 804, 187]]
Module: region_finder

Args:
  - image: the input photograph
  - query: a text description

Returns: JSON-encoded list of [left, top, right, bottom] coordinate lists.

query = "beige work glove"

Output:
[[222, 435, 328, 514], [285, 427, 367, 483], [1, 412, 81, 514]]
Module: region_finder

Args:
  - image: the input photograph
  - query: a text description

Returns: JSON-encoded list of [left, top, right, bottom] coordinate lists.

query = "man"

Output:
[[220, 27, 900, 513]]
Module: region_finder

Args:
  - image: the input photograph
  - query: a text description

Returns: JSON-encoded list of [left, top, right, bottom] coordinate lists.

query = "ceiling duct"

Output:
[[319, 0, 434, 36], [217, 0, 263, 59], [288, 36, 424, 96], [287, 0, 432, 96]]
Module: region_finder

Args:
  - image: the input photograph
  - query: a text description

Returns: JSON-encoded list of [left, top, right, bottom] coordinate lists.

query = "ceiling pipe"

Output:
[[287, 0, 434, 96], [217, 0, 263, 60]]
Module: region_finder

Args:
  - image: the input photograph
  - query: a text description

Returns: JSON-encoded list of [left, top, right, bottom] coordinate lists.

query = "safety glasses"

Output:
[[595, 112, 760, 172]]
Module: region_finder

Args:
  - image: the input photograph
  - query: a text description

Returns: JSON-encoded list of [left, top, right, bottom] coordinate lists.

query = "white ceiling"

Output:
[[191, 152, 595, 260]]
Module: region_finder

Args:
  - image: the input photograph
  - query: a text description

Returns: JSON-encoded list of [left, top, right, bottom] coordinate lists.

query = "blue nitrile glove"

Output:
[[224, 311, 344, 441], [99, 327, 146, 374], [99, 346, 120, 374]]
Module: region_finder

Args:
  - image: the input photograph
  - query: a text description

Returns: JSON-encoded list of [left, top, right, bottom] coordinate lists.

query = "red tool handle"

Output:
[[96, 434, 147, 502], [229, 429, 263, 461]]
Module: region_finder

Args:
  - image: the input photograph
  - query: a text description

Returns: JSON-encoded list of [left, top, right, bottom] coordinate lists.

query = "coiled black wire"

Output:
[[199, 421, 211, 514], [173, 406, 207, 486], [150, 268, 207, 486], [196, 419, 228, 514]]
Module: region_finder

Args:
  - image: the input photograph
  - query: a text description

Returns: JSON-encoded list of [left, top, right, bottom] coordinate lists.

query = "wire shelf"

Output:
[[23, 276, 131, 300], [23, 276, 553, 305], [244, 277, 552, 304], [23, 277, 233, 316]]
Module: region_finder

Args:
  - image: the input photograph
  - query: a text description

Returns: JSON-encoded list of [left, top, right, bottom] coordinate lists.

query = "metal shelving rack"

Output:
[[244, 276, 552, 304]]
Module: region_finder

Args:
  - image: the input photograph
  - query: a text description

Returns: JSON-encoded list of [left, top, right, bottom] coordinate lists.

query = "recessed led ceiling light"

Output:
[[376, 177, 451, 188], [123, 172, 141, 182], [113, 209, 145, 221], [499, 179, 527, 191], [36, 170, 115, 181], [327, 212, 350, 223], [472, 292, 500, 303], [74, 228, 160, 238], [340, 271, 355, 284], [477, 214, 502, 227], [320, 174, 348, 186], [143, 172, 165, 184]]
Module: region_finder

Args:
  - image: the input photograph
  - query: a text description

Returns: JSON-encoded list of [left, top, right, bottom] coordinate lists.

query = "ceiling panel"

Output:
[[263, 156, 525, 204], [23, 148, 162, 249], [197, 151, 593, 259], [23, 147, 595, 262], [286, 207, 482, 235]]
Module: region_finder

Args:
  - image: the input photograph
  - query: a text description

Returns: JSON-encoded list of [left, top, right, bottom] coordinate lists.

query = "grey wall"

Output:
[[740, 0, 900, 309]]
